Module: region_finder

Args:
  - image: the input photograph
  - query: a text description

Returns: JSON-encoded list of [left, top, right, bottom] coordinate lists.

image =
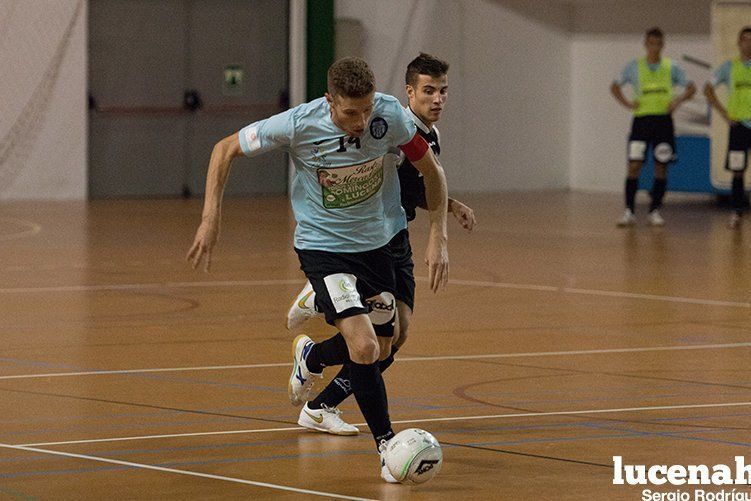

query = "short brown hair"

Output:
[[327, 57, 375, 98], [405, 52, 450, 87], [645, 27, 664, 39], [740, 26, 751, 39]]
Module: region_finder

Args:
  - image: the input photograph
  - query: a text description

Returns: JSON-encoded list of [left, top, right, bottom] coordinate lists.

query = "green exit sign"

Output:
[[223, 65, 244, 96]]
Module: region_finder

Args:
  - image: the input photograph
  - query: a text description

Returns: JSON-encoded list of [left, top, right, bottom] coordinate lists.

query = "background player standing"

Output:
[[705, 26, 751, 229], [611, 27, 696, 227]]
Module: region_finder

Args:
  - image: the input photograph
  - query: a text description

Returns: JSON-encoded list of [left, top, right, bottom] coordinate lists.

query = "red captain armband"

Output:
[[398, 133, 429, 162]]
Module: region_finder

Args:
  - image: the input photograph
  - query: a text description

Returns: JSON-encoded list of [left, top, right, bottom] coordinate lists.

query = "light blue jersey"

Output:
[[614, 58, 690, 89], [711, 59, 751, 128], [238, 93, 416, 252]]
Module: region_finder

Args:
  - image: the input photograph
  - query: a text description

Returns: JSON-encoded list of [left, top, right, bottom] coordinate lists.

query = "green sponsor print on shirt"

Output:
[[317, 157, 384, 209]]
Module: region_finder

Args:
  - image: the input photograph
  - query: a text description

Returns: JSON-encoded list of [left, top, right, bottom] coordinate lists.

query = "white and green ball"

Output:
[[385, 428, 443, 484]]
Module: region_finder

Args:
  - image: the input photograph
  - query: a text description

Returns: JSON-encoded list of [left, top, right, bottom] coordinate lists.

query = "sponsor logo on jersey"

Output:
[[317, 157, 384, 209], [370, 117, 388, 139]]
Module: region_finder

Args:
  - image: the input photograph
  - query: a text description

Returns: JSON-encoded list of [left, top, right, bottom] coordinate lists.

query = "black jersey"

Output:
[[398, 107, 441, 221]]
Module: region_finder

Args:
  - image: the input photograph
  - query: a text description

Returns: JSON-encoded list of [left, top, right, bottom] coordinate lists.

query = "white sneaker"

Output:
[[286, 281, 322, 330], [616, 209, 636, 227], [379, 439, 398, 483], [729, 212, 742, 229], [297, 403, 359, 436], [647, 209, 665, 226], [288, 335, 322, 407]]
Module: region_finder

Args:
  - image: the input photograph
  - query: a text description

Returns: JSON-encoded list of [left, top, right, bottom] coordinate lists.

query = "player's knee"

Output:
[[351, 338, 379, 364], [627, 162, 642, 178]]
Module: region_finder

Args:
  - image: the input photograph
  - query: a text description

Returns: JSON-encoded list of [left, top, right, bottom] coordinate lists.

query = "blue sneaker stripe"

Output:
[[301, 341, 313, 360], [295, 366, 306, 385]]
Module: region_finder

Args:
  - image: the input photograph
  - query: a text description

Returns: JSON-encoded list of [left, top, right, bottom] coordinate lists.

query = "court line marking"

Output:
[[0, 279, 303, 294], [0, 277, 748, 308], [19, 401, 751, 448], [2, 341, 751, 381], [0, 217, 42, 242], [0, 443, 375, 501]]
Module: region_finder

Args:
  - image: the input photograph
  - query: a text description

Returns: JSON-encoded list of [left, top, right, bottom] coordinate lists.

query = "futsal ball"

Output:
[[384, 428, 443, 484]]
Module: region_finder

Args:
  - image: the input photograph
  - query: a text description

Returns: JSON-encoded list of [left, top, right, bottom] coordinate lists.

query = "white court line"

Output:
[[0, 277, 748, 309], [0, 362, 288, 381], [0, 443, 374, 501], [561, 287, 751, 308], [420, 277, 751, 308], [0, 279, 303, 294], [3, 341, 751, 381], [19, 401, 751, 448], [22, 426, 306, 447]]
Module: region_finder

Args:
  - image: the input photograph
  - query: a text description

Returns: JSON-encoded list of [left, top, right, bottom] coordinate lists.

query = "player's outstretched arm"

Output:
[[448, 198, 477, 232], [411, 149, 449, 292], [186, 133, 244, 272]]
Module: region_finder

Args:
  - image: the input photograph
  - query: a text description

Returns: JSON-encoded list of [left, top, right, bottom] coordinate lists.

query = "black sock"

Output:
[[349, 361, 394, 447], [308, 364, 351, 410], [650, 178, 667, 212], [732, 176, 745, 214], [305, 333, 349, 374], [625, 178, 639, 212], [378, 345, 398, 373], [309, 346, 399, 410]]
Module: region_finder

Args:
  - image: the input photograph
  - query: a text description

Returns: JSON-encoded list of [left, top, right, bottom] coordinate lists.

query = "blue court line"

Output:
[[0, 485, 38, 500], [578, 421, 751, 449], [0, 416, 247, 441], [0, 400, 296, 426]]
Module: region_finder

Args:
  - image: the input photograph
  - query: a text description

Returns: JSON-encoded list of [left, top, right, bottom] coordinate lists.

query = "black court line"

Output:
[[0, 387, 297, 427], [443, 441, 612, 469]]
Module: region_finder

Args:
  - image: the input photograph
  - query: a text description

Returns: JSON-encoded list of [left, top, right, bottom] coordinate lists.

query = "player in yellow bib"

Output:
[[611, 27, 696, 227], [705, 26, 751, 229]]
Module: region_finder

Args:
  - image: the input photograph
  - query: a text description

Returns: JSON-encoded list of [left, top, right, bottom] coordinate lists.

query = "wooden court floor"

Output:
[[0, 191, 750, 500]]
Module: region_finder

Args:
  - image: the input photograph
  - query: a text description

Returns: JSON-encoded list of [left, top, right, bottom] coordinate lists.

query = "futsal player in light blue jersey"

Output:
[[286, 54, 476, 438], [187, 57, 449, 482]]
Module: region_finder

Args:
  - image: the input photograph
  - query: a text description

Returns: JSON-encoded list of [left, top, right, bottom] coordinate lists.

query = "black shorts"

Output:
[[386, 229, 415, 311], [725, 123, 751, 172], [628, 115, 676, 164], [295, 239, 397, 330]]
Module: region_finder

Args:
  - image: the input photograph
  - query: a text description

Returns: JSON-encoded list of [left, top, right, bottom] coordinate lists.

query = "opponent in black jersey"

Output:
[[399, 109, 440, 221], [286, 54, 475, 436]]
